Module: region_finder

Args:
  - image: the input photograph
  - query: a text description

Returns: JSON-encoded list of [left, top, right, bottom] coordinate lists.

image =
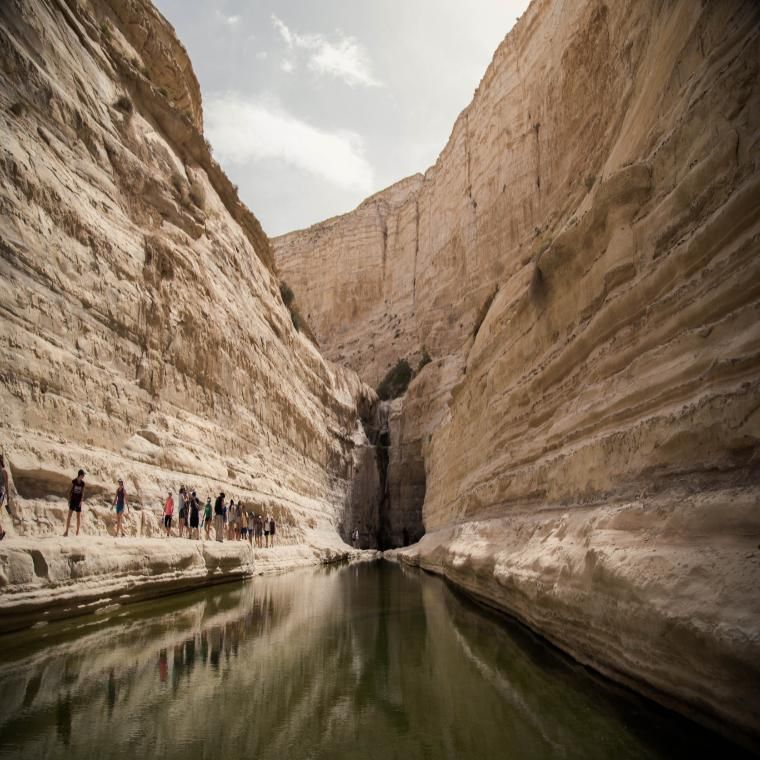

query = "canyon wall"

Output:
[[276, 0, 760, 740], [0, 0, 376, 560]]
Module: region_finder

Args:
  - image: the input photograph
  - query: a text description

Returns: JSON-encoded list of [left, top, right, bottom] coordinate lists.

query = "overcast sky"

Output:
[[154, 0, 531, 236]]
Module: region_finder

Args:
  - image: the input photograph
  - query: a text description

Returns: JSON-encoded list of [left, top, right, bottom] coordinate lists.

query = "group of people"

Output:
[[39, 468, 277, 546], [161, 487, 276, 546]]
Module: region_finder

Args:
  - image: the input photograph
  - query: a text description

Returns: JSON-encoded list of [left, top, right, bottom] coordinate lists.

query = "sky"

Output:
[[154, 0, 531, 236]]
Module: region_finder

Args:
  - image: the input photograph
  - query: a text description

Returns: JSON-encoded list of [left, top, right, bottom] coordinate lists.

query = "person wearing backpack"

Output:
[[214, 492, 225, 542]]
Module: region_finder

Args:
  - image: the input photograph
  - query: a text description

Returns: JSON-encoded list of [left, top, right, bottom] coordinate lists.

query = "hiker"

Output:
[[189, 491, 200, 539], [269, 514, 276, 546], [226, 499, 234, 540], [203, 497, 212, 540], [63, 469, 85, 537], [352, 527, 359, 548], [263, 513, 270, 547], [235, 501, 243, 541], [163, 491, 174, 537], [0, 454, 10, 541], [214, 492, 225, 542], [255, 513, 264, 547], [240, 506, 248, 542], [178, 487, 187, 538], [247, 510, 255, 545], [112, 478, 128, 538]]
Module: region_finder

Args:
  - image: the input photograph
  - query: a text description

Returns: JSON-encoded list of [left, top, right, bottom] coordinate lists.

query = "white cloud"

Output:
[[226, 14, 240, 25], [205, 93, 375, 192], [280, 59, 294, 73], [255, 51, 268, 61], [270, 14, 382, 88]]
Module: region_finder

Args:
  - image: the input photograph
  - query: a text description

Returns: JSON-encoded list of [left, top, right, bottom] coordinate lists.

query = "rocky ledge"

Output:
[[386, 492, 760, 743], [0, 535, 380, 634]]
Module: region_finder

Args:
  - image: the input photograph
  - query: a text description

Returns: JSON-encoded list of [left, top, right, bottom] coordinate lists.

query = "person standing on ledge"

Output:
[[177, 486, 187, 538], [247, 510, 255, 546], [268, 514, 276, 547], [163, 490, 174, 537], [214, 492, 225, 542], [352, 527, 359, 548], [63, 469, 85, 537], [189, 491, 200, 540], [113, 478, 128, 538], [0, 454, 11, 541], [203, 496, 212, 540]]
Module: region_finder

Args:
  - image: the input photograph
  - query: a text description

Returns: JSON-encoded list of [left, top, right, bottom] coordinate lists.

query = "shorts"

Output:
[[190, 516, 199, 529], [69, 501, 82, 513], [264, 530, 270, 536], [164, 515, 172, 528], [241, 527, 248, 536], [116, 505, 124, 514]]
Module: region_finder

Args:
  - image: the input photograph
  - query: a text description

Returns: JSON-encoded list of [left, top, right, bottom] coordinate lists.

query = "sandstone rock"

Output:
[[277, 0, 760, 739], [0, 0, 374, 565], [0, 535, 379, 634]]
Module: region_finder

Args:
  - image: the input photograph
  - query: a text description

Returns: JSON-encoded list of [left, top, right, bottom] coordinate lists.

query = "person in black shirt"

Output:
[[189, 491, 200, 539], [214, 492, 225, 543], [63, 469, 85, 537]]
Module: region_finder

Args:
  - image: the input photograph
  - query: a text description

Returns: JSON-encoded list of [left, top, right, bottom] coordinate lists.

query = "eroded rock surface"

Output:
[[0, 0, 375, 573], [277, 0, 760, 738]]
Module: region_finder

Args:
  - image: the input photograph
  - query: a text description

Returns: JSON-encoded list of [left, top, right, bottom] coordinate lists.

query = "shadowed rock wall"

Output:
[[276, 0, 760, 739]]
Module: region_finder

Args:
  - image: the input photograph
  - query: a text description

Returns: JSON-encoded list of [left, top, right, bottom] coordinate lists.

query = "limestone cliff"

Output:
[[0, 0, 375, 554], [276, 0, 760, 740]]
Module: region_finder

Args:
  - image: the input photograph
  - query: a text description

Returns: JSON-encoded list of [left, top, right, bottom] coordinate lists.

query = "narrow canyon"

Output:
[[0, 0, 759, 749]]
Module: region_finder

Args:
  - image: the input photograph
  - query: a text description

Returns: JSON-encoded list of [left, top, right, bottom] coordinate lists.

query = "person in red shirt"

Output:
[[163, 491, 174, 537]]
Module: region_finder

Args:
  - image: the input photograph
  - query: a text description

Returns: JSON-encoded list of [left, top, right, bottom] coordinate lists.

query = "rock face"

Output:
[[0, 0, 376, 562], [276, 0, 760, 740]]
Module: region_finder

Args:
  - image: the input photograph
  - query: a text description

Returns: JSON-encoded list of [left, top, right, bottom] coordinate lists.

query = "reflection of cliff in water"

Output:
[[0, 564, 751, 760]]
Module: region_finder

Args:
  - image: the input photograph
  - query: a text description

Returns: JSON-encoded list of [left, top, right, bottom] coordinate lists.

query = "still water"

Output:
[[0, 561, 750, 759]]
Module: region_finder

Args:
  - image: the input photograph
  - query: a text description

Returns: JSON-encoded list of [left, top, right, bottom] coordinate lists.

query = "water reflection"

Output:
[[0, 562, 751, 760]]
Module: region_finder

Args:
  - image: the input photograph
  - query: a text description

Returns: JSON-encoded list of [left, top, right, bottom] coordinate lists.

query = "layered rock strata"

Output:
[[277, 0, 760, 739], [0, 0, 376, 608]]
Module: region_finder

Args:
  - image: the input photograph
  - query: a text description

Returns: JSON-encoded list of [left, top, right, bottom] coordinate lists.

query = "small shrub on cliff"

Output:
[[100, 21, 112, 41], [585, 174, 596, 191], [377, 359, 413, 401], [279, 281, 295, 307], [418, 348, 432, 372], [114, 95, 133, 114], [10, 101, 26, 117]]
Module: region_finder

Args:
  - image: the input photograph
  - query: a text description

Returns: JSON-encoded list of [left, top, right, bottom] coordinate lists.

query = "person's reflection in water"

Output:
[[56, 691, 72, 746], [200, 631, 208, 665], [209, 628, 221, 671], [107, 669, 116, 718], [158, 649, 168, 683], [172, 644, 183, 693], [185, 636, 196, 674]]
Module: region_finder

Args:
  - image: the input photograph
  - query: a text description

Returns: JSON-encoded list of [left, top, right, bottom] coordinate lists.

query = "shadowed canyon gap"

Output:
[[0, 0, 759, 746]]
